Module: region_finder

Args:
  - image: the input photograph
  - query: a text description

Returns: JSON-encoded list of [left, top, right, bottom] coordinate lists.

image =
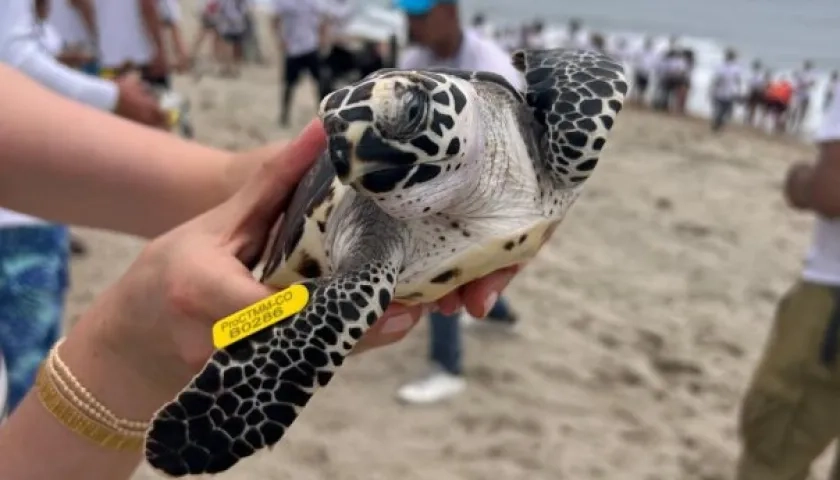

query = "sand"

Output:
[[57, 7, 839, 480]]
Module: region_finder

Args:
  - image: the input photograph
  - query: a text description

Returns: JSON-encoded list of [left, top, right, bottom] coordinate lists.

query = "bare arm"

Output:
[[0, 64, 239, 238], [69, 0, 97, 42], [139, 0, 166, 58], [785, 141, 840, 218]]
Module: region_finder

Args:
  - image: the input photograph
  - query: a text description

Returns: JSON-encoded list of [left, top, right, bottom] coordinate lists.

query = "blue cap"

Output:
[[394, 0, 455, 15]]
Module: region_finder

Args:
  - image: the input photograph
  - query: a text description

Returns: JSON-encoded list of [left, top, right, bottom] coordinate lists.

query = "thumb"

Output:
[[211, 119, 327, 257]]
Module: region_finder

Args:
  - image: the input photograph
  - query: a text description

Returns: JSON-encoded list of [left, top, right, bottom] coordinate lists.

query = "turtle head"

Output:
[[318, 70, 478, 218]]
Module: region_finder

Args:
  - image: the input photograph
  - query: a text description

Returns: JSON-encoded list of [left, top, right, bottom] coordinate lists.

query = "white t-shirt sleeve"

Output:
[[815, 84, 840, 143], [0, 0, 118, 112]]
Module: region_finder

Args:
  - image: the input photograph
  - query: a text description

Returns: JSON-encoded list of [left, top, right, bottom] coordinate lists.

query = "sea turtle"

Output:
[[144, 47, 628, 476]]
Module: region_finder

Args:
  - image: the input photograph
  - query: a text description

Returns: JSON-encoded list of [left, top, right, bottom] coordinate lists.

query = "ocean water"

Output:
[[259, 0, 840, 134]]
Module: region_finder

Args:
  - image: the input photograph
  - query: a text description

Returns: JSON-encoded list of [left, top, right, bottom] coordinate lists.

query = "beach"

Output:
[[57, 7, 840, 480]]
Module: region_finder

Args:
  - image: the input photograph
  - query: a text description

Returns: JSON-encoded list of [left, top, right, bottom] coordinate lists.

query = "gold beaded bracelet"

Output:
[[35, 339, 150, 452]]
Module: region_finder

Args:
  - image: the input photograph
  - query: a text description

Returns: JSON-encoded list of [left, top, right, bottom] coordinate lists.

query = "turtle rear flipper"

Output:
[[512, 48, 628, 188], [145, 199, 408, 476]]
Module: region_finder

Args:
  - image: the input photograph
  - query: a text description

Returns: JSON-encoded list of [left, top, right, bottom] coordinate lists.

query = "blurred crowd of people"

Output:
[[473, 14, 837, 137]]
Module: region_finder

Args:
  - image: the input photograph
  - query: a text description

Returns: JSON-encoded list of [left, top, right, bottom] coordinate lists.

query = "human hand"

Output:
[[784, 161, 813, 210], [148, 50, 169, 78], [113, 72, 168, 128]]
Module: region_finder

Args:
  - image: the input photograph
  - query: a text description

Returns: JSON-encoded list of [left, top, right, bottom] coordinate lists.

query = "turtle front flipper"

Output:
[[144, 198, 408, 476], [512, 48, 628, 189]]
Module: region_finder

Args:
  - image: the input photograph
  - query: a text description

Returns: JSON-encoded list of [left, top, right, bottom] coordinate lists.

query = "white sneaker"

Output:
[[460, 312, 519, 335], [396, 367, 466, 405]]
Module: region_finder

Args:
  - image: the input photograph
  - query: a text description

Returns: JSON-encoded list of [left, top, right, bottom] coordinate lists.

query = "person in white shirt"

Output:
[[394, 0, 523, 405], [93, 0, 170, 88], [213, 0, 249, 76], [0, 0, 166, 128], [654, 41, 692, 114], [735, 79, 840, 480], [744, 59, 768, 126], [790, 59, 817, 132], [629, 37, 657, 105], [45, 0, 97, 74], [709, 48, 743, 132], [272, 0, 325, 127]]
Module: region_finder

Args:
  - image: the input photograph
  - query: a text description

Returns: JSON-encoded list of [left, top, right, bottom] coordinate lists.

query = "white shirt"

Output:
[[400, 28, 524, 91], [47, 0, 94, 49], [632, 47, 658, 77], [0, 0, 117, 113], [802, 82, 840, 285], [214, 0, 249, 35], [711, 61, 743, 100], [272, 0, 323, 57], [658, 53, 689, 77], [93, 0, 154, 68], [157, 0, 182, 24], [793, 68, 817, 101], [320, 0, 354, 42]]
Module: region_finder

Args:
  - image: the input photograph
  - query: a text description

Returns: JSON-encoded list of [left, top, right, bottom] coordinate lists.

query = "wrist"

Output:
[[59, 306, 171, 422]]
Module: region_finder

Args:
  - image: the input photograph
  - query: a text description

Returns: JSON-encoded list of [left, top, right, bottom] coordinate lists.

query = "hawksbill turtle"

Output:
[[144, 47, 628, 476]]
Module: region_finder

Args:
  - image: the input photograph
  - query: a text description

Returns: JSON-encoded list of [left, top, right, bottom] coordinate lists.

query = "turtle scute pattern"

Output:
[[512, 48, 628, 188], [144, 261, 399, 476]]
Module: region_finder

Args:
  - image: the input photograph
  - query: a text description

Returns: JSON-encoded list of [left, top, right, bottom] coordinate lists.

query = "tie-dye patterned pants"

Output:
[[0, 224, 69, 413]]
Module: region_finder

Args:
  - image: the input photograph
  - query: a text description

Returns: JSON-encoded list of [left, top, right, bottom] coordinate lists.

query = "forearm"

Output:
[[0, 65, 236, 238], [0, 311, 156, 480], [0, 33, 117, 111], [139, 0, 166, 55]]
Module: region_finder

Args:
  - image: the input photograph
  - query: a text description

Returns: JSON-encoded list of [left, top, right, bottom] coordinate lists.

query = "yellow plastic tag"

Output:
[[212, 284, 310, 349]]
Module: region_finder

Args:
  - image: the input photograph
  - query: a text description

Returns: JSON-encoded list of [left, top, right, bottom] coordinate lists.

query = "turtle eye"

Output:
[[401, 89, 428, 135]]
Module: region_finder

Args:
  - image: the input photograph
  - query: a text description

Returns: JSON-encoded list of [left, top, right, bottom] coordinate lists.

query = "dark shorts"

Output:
[[201, 13, 215, 30], [661, 75, 690, 92], [140, 66, 171, 89], [765, 98, 788, 114], [633, 72, 650, 93], [747, 89, 765, 107], [222, 32, 245, 44], [284, 50, 321, 85]]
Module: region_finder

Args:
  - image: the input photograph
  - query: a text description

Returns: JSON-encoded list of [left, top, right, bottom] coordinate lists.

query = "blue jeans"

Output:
[[429, 296, 514, 375], [0, 224, 69, 412]]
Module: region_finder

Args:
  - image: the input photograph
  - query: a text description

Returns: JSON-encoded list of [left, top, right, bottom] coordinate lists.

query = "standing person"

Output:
[[392, 0, 522, 405], [189, 0, 224, 68], [156, 0, 189, 72], [709, 48, 743, 132], [318, 0, 356, 97], [241, 0, 265, 65], [744, 59, 768, 127], [790, 59, 817, 132], [763, 75, 794, 134], [629, 37, 657, 106], [271, 0, 324, 127], [214, 0, 249, 77], [93, 0, 170, 88], [45, 0, 97, 74], [0, 0, 167, 414], [734, 77, 840, 480]]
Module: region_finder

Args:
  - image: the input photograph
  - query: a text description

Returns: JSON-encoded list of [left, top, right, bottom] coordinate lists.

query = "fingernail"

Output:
[[381, 313, 414, 334], [482, 292, 499, 318]]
